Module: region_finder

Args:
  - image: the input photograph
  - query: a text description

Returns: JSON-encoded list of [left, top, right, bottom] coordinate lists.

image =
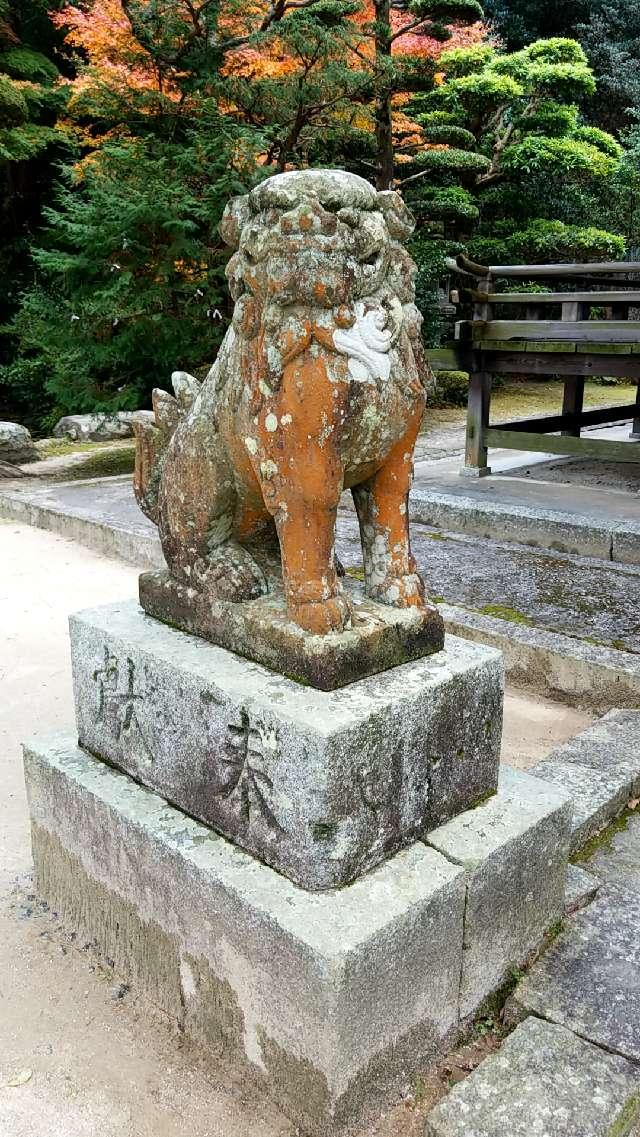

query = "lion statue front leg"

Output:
[[250, 349, 353, 636], [352, 402, 426, 611]]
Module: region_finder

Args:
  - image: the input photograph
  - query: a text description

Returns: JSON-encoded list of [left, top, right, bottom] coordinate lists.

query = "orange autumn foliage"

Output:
[[52, 0, 487, 159], [52, 0, 160, 94]]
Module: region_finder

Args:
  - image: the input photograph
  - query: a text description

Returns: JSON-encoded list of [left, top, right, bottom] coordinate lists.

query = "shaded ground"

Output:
[[0, 521, 591, 1137]]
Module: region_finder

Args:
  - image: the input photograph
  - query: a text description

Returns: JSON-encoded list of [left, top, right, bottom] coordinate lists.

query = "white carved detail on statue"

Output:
[[217, 708, 283, 832], [332, 299, 401, 382]]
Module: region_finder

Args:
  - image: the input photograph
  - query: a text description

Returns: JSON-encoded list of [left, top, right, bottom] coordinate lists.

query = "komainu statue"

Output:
[[134, 169, 442, 649]]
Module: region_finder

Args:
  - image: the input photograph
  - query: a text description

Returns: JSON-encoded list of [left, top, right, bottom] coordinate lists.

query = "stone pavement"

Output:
[[411, 422, 640, 564], [3, 473, 640, 710], [423, 718, 640, 1137], [2, 475, 640, 652]]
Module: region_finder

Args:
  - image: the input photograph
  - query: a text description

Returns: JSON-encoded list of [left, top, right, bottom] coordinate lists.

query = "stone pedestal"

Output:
[[22, 594, 576, 1135], [23, 736, 572, 1136], [69, 601, 503, 890], [139, 570, 445, 691], [25, 735, 467, 1136]]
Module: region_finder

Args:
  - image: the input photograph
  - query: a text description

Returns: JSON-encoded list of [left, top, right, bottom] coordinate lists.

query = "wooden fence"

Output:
[[427, 254, 640, 476]]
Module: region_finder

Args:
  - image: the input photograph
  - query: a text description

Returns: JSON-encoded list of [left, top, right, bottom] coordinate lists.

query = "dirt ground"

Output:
[[0, 521, 593, 1137]]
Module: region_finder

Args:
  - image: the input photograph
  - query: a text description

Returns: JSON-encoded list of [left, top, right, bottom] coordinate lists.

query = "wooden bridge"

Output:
[[430, 254, 640, 476]]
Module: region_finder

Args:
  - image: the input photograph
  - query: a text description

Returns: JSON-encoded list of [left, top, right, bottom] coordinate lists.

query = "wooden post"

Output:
[[463, 363, 492, 476], [631, 382, 640, 440], [561, 301, 585, 437], [561, 377, 585, 437], [462, 276, 492, 476]]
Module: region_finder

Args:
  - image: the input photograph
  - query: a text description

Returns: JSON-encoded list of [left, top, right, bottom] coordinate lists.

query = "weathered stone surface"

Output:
[[140, 569, 444, 690], [69, 600, 502, 890], [426, 766, 572, 1019], [336, 508, 640, 655], [425, 1017, 640, 1137], [24, 734, 466, 1136], [440, 602, 640, 713], [511, 884, 640, 1062], [53, 411, 152, 441], [134, 168, 438, 641], [530, 710, 640, 852], [0, 420, 37, 464], [564, 863, 600, 915], [583, 810, 640, 895]]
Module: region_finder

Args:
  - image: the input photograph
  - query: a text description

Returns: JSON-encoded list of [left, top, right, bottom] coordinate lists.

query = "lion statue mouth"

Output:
[[133, 169, 438, 639]]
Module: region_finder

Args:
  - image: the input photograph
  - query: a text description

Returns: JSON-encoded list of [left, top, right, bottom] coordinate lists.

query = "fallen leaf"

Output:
[[7, 1069, 33, 1087]]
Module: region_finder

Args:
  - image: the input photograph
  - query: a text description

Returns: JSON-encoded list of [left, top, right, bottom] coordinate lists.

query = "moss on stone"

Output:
[[608, 1093, 640, 1137], [478, 604, 534, 626], [63, 446, 135, 480], [312, 822, 339, 842], [573, 802, 639, 864]]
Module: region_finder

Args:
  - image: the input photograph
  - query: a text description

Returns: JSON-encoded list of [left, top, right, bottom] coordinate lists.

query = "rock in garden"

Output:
[[53, 411, 151, 442], [0, 421, 37, 464]]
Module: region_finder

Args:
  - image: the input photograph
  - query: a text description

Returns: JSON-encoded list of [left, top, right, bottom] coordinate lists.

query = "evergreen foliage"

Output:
[[481, 0, 590, 52], [399, 38, 623, 278], [577, 0, 640, 132], [0, 0, 69, 425], [1, 1, 638, 425]]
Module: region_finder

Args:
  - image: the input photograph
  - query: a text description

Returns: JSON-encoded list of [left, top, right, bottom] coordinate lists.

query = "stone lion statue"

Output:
[[134, 169, 435, 636]]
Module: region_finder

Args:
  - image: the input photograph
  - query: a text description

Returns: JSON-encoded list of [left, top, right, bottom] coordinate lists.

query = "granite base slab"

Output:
[[510, 883, 640, 1063], [426, 766, 572, 1019], [139, 570, 445, 691], [69, 600, 503, 890], [530, 710, 640, 853], [425, 1017, 640, 1137], [24, 734, 467, 1137]]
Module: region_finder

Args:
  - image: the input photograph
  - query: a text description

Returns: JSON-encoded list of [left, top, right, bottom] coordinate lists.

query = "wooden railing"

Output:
[[435, 253, 640, 476]]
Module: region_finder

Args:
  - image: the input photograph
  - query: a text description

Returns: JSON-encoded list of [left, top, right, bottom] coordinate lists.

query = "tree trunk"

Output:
[[373, 0, 394, 190]]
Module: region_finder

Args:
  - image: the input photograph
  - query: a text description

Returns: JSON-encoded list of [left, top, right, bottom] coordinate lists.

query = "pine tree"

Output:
[[577, 0, 640, 133], [481, 0, 590, 52], [401, 38, 624, 272]]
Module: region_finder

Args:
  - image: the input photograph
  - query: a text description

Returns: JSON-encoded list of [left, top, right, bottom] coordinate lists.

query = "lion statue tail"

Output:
[[133, 370, 201, 524]]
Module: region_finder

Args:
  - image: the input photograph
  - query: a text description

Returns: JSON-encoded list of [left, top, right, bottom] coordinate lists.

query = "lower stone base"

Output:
[[23, 735, 571, 1135]]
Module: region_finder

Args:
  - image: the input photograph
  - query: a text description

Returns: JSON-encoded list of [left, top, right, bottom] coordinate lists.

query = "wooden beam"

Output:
[[482, 352, 640, 378], [486, 261, 640, 278], [483, 428, 640, 462], [425, 345, 469, 371], [493, 403, 638, 434], [463, 291, 640, 305], [464, 320, 640, 343]]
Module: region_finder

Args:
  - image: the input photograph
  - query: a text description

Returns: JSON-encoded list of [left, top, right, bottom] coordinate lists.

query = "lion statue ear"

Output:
[[219, 195, 253, 250], [376, 190, 415, 241]]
